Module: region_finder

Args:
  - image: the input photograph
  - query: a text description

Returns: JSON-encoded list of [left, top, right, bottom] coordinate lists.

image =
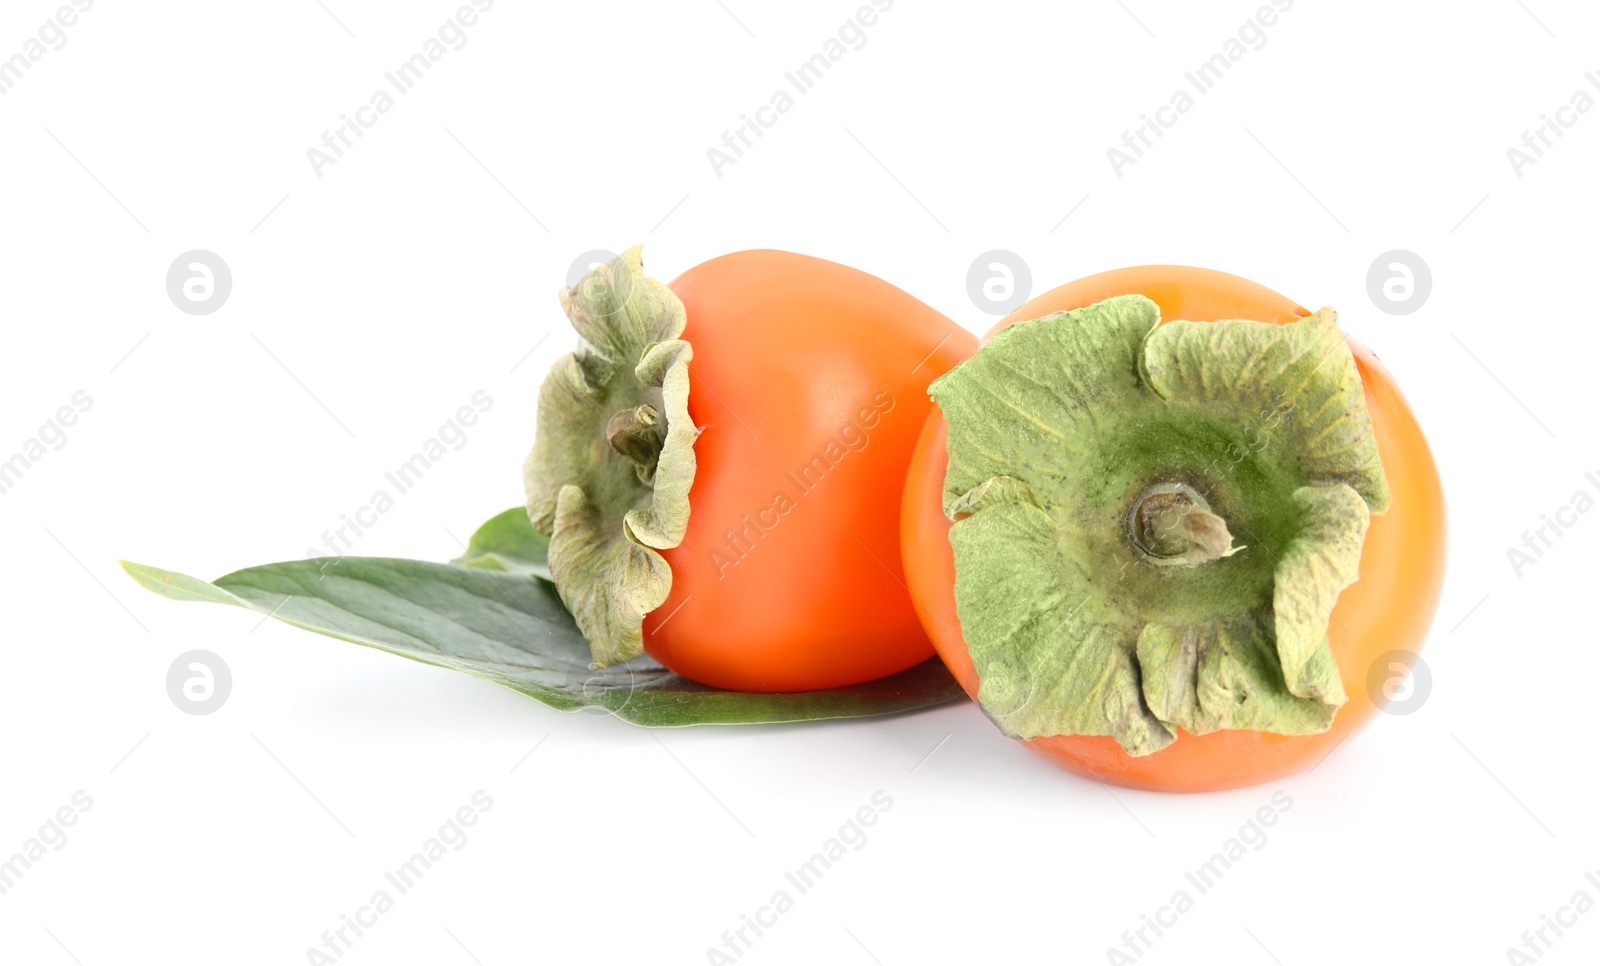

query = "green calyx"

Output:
[[523, 247, 699, 668], [932, 294, 1389, 756]]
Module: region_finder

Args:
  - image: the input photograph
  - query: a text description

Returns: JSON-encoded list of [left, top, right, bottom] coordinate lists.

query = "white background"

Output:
[[2, 1, 1595, 963]]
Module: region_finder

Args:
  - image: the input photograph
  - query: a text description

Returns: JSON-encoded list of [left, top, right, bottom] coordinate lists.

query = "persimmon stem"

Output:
[[1129, 482, 1241, 566], [607, 403, 665, 482]]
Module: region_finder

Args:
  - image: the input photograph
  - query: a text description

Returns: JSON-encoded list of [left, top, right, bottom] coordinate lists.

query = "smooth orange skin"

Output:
[[901, 266, 1447, 791], [644, 251, 977, 692]]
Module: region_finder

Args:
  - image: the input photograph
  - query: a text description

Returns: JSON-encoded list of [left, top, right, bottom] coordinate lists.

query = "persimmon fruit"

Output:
[[900, 265, 1446, 791], [526, 248, 975, 693]]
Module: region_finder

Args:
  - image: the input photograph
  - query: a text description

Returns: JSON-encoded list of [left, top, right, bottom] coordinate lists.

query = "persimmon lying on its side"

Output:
[[526, 248, 975, 692], [900, 265, 1446, 791]]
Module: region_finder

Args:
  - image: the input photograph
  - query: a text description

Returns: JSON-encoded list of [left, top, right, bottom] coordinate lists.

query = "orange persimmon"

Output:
[[526, 248, 975, 693], [900, 265, 1446, 791]]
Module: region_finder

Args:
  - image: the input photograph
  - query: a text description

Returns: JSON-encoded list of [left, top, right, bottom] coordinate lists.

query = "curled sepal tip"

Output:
[[523, 247, 699, 668]]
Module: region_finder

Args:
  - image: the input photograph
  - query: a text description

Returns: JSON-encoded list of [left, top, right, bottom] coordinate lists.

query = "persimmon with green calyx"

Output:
[[900, 266, 1446, 791], [526, 247, 976, 692]]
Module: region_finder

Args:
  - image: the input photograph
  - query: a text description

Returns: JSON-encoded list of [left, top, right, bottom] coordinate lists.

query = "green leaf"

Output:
[[121, 557, 962, 726], [451, 507, 552, 579], [930, 295, 1387, 755]]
